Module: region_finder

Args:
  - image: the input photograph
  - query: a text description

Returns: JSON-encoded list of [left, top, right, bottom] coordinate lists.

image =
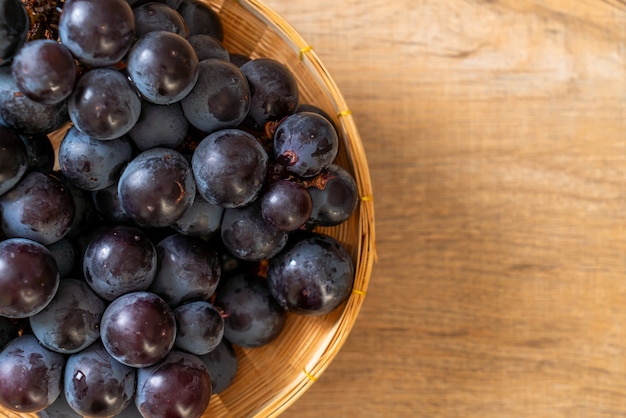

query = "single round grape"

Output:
[[0, 0, 28, 65], [11, 40, 77, 105], [187, 34, 229, 61], [118, 147, 196, 227], [101, 291, 176, 368], [135, 350, 212, 418], [64, 342, 136, 418], [133, 1, 190, 38], [128, 101, 188, 151], [174, 300, 224, 355], [0, 171, 75, 245], [296, 103, 338, 132], [0, 66, 69, 135], [29, 279, 106, 354], [127, 31, 199, 105], [214, 274, 287, 348], [68, 68, 141, 141], [0, 125, 27, 196], [149, 233, 221, 307], [83, 225, 157, 301], [192, 129, 268, 208], [177, 0, 223, 40], [59, 126, 133, 191], [308, 164, 359, 226], [267, 234, 354, 316], [221, 201, 288, 262], [58, 0, 135, 67], [181, 59, 250, 133], [261, 179, 312, 231], [0, 334, 65, 413], [273, 111, 339, 177], [171, 191, 224, 238], [240, 58, 299, 131], [197, 339, 238, 394]]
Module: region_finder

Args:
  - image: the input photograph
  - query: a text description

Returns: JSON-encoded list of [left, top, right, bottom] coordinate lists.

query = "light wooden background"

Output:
[[262, 0, 626, 417]]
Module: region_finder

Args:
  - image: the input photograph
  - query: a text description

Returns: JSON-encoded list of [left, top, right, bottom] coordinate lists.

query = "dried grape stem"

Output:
[[21, 0, 64, 41], [302, 171, 336, 190]]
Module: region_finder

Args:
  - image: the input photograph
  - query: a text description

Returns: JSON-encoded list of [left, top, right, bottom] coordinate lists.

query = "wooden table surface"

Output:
[[260, 1, 626, 417]]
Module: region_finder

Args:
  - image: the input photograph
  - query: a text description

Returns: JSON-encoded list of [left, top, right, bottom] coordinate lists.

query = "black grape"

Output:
[[192, 129, 268, 208], [171, 192, 224, 238], [68, 68, 141, 141], [197, 339, 238, 394], [187, 34, 230, 61], [181, 59, 250, 133], [149, 233, 221, 307], [29, 279, 106, 354], [58, 0, 136, 67], [296, 103, 338, 132], [118, 147, 196, 227], [177, 0, 224, 41], [136, 350, 212, 418], [0, 171, 75, 245], [221, 201, 288, 262], [214, 274, 287, 348], [0, 0, 28, 65], [83, 225, 157, 301], [260, 179, 312, 231], [174, 300, 224, 355], [64, 342, 136, 417], [267, 234, 354, 316], [59, 126, 133, 191], [240, 58, 299, 132], [0, 125, 28, 196], [0, 334, 65, 413], [308, 164, 359, 226], [128, 101, 189, 151], [273, 111, 339, 177], [11, 40, 77, 105], [133, 1, 190, 38], [127, 31, 199, 105], [101, 291, 176, 368], [0, 66, 69, 135]]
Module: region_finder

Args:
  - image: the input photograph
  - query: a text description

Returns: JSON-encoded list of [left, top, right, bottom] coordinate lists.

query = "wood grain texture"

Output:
[[261, 0, 626, 417]]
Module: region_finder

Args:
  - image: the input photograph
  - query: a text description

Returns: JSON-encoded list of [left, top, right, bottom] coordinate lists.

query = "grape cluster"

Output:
[[0, 0, 360, 417]]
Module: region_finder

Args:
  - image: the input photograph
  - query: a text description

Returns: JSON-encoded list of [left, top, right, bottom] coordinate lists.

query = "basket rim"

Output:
[[232, 0, 377, 416]]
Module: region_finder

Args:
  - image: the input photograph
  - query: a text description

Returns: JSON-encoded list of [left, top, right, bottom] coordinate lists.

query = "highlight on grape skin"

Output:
[[0, 0, 362, 416]]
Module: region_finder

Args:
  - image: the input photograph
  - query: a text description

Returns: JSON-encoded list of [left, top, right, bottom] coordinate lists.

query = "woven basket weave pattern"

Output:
[[0, 0, 375, 417]]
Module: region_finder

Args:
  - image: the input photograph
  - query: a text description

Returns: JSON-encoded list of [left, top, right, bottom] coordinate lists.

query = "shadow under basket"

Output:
[[1, 0, 376, 417]]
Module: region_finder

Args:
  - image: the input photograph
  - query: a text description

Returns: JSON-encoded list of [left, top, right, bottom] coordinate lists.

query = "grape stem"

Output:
[[301, 171, 336, 190], [21, 0, 65, 41]]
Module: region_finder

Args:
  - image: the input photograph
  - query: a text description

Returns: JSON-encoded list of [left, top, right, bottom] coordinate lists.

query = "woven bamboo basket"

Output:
[[0, 0, 375, 417]]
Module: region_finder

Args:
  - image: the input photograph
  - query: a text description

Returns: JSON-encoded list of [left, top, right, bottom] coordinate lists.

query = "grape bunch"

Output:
[[0, 0, 361, 417]]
